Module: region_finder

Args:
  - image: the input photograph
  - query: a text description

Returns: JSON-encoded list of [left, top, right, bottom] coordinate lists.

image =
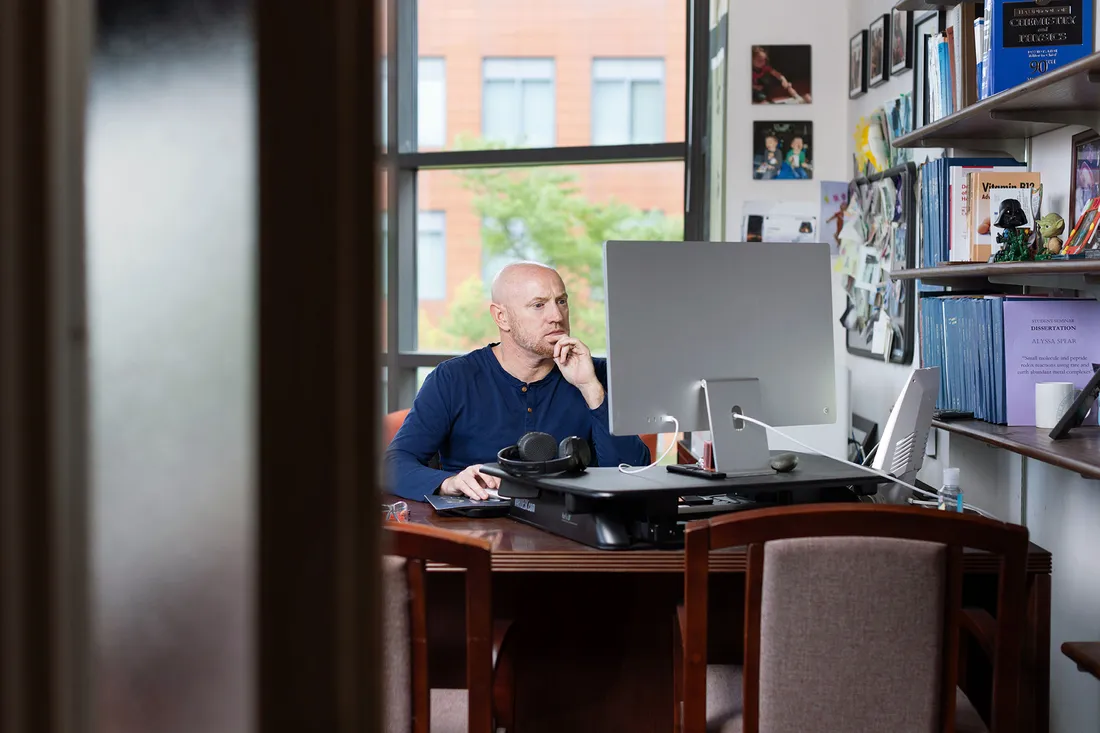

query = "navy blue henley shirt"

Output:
[[384, 343, 651, 501]]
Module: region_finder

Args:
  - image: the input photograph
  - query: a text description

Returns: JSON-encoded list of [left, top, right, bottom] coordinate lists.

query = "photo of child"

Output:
[[751, 45, 812, 104], [753, 121, 814, 180]]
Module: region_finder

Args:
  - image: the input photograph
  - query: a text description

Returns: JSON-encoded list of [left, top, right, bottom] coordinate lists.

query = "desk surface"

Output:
[[392, 497, 1052, 575]]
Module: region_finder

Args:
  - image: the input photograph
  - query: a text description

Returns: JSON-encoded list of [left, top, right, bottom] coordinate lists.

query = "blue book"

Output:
[[987, 0, 1094, 96]]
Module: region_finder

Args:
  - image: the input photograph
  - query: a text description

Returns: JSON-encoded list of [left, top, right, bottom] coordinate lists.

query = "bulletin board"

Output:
[[838, 162, 916, 364]]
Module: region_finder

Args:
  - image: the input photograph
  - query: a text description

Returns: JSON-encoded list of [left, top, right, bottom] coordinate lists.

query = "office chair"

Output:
[[674, 504, 1029, 733]]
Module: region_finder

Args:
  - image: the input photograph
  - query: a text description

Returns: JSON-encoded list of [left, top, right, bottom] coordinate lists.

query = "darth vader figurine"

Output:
[[994, 197, 1029, 229], [991, 197, 1035, 263]]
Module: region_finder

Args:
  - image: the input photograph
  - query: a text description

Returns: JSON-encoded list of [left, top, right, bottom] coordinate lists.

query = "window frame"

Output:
[[383, 0, 710, 411]]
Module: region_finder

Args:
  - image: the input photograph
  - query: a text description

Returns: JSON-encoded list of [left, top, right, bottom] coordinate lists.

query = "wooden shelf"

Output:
[[893, 0, 964, 11], [892, 51, 1100, 157], [932, 419, 1100, 480], [890, 260, 1100, 295]]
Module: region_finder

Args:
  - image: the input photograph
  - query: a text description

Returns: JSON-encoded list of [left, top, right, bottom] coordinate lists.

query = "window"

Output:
[[382, 210, 447, 302], [417, 211, 447, 301], [482, 58, 555, 147], [418, 58, 446, 147], [417, 163, 684, 355], [385, 0, 705, 410], [592, 59, 666, 145], [381, 57, 447, 148]]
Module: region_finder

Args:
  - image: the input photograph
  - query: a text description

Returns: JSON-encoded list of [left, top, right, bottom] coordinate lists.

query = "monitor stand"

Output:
[[702, 377, 772, 477]]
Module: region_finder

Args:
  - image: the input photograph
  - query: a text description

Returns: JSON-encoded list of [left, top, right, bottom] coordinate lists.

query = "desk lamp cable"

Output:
[[733, 413, 997, 520], [619, 415, 680, 474]]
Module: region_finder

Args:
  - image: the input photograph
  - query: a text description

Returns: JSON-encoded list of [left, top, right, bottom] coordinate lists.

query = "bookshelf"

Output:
[[890, 260, 1100, 297], [892, 51, 1100, 159], [893, 0, 965, 11], [932, 419, 1100, 480]]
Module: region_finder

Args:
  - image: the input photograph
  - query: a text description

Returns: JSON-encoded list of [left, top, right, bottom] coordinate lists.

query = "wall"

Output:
[[847, 0, 942, 445], [724, 0, 852, 457]]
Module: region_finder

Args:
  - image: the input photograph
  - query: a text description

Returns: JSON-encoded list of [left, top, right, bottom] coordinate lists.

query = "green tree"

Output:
[[421, 142, 682, 354]]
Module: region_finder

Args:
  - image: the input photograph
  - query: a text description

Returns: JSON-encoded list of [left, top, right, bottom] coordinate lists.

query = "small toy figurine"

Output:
[[992, 198, 1035, 262], [1045, 236, 1064, 255], [1037, 212, 1065, 241]]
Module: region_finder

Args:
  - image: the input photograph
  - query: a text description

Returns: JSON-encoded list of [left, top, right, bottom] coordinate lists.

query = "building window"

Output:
[[482, 58, 555, 147], [418, 58, 446, 147], [417, 211, 447, 301], [591, 58, 665, 145], [381, 57, 447, 148]]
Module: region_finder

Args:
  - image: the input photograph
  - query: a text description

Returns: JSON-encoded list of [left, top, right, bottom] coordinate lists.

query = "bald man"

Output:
[[385, 262, 650, 501]]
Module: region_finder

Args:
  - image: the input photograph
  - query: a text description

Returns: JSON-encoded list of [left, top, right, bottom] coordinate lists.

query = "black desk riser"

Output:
[[480, 452, 883, 550]]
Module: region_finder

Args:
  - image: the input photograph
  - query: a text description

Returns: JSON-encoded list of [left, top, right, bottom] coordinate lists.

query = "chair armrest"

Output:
[[1062, 642, 1100, 681], [960, 608, 996, 660]]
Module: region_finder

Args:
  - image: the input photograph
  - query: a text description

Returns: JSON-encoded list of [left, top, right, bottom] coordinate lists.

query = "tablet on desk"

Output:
[[424, 493, 512, 518]]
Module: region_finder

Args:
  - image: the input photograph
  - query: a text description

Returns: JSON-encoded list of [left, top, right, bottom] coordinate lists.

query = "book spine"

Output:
[[975, 18, 985, 99]]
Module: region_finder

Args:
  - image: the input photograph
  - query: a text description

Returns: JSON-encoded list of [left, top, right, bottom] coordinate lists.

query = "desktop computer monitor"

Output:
[[603, 240, 837, 476]]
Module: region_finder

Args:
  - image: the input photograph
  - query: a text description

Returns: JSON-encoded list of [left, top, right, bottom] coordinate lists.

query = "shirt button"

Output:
[[522, 386, 527, 392], [527, 407, 532, 413]]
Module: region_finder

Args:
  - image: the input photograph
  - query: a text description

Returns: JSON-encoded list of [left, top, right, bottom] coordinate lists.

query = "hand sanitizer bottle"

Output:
[[938, 467, 962, 513]]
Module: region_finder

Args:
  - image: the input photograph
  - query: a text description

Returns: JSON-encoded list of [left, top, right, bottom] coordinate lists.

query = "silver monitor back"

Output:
[[603, 240, 837, 440]]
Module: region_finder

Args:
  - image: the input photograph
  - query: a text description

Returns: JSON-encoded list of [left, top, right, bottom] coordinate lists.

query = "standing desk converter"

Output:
[[480, 451, 882, 549]]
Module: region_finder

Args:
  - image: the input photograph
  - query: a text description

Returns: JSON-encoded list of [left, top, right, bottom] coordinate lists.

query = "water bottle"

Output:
[[938, 467, 963, 513]]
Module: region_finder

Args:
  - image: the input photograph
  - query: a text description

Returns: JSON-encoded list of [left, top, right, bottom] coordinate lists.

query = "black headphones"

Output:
[[497, 431, 592, 477]]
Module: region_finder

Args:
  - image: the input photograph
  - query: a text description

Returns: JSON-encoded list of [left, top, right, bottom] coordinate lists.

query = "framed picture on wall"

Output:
[[1071, 130, 1100, 227], [849, 30, 868, 99], [868, 14, 890, 88], [912, 10, 945, 129], [890, 9, 913, 75]]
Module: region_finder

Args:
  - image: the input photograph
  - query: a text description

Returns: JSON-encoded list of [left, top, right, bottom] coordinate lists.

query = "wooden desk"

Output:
[[395, 499, 1052, 733]]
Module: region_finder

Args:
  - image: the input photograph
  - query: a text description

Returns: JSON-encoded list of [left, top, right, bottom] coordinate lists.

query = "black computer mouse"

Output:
[[770, 452, 799, 473]]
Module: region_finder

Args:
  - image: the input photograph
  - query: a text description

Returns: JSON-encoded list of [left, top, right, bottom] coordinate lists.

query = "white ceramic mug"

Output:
[[1035, 382, 1077, 429]]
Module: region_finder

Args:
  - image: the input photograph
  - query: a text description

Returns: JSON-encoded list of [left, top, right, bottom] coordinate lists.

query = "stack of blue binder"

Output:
[[920, 295, 1005, 424]]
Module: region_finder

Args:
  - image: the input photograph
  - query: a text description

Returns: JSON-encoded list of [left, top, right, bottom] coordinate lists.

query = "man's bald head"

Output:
[[490, 261, 562, 306], [488, 261, 571, 358]]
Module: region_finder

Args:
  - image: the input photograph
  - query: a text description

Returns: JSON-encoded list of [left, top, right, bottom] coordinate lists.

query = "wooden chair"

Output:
[[383, 523, 515, 732], [1061, 642, 1100, 681], [674, 504, 1029, 733]]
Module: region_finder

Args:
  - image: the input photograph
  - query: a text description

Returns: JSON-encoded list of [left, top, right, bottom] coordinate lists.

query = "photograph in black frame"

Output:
[[1049, 363, 1100, 439], [849, 30, 867, 99], [891, 8, 913, 75], [868, 14, 890, 87], [912, 10, 945, 129]]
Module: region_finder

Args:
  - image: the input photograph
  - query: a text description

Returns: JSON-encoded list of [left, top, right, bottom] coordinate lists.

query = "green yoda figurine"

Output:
[[1037, 212, 1066, 255]]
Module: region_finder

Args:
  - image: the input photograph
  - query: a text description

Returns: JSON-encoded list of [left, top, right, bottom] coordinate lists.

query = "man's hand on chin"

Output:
[[553, 336, 605, 409]]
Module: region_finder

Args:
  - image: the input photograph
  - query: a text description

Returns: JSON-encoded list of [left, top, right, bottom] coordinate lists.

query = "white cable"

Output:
[[619, 415, 680, 474], [861, 441, 880, 466], [733, 413, 998, 520]]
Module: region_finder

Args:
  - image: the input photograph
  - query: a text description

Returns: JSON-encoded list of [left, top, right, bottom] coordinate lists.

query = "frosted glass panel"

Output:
[[87, 4, 255, 733]]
